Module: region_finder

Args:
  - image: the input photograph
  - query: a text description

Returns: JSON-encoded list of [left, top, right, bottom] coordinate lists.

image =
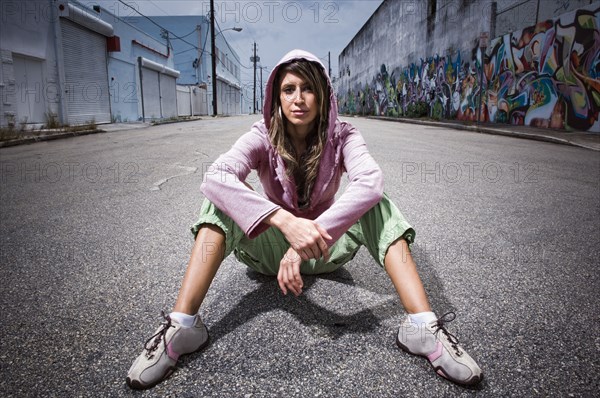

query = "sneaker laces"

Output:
[[432, 312, 462, 356], [143, 311, 173, 359]]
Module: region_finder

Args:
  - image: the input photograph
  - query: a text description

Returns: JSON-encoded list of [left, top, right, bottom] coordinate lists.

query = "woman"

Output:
[[126, 50, 483, 389]]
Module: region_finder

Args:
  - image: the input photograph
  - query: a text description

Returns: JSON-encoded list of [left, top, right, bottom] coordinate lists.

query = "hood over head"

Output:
[[262, 49, 338, 133]]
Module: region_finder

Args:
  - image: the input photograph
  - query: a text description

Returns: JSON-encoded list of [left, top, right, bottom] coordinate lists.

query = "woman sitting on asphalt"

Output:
[[126, 49, 483, 389]]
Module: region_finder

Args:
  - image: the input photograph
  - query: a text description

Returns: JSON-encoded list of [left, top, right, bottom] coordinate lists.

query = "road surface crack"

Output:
[[150, 164, 198, 191]]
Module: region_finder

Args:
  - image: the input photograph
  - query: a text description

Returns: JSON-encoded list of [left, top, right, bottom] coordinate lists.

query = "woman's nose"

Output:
[[284, 87, 305, 102]]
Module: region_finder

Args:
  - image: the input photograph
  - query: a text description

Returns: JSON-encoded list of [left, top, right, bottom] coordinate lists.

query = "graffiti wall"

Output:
[[338, 5, 600, 132]]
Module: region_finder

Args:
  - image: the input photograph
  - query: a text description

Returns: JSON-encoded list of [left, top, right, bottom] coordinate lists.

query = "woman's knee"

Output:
[[192, 223, 227, 259], [195, 223, 226, 240]]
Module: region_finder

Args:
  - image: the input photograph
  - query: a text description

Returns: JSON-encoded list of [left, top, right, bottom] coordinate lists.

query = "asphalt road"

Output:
[[1, 115, 598, 397]]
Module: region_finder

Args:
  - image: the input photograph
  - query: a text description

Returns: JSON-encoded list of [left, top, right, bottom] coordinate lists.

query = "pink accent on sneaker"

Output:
[[437, 369, 447, 378], [166, 343, 180, 361], [427, 341, 444, 363]]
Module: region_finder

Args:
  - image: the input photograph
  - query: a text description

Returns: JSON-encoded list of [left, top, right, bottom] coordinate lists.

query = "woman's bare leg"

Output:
[[173, 224, 226, 315], [384, 238, 431, 314]]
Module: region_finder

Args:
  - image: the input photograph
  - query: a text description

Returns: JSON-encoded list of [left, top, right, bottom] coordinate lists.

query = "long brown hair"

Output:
[[268, 60, 330, 208]]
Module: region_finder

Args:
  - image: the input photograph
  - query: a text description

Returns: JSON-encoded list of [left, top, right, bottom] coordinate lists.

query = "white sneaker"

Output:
[[126, 312, 209, 389], [397, 312, 483, 386]]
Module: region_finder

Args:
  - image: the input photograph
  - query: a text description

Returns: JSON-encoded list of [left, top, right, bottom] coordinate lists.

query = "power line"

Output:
[[214, 18, 253, 70], [175, 27, 203, 40], [116, 0, 245, 67], [116, 0, 247, 83], [145, 0, 170, 16], [116, 0, 200, 52], [174, 47, 198, 56]]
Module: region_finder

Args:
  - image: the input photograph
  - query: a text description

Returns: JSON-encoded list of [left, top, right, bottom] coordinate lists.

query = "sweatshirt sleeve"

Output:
[[200, 128, 281, 238], [314, 125, 384, 244]]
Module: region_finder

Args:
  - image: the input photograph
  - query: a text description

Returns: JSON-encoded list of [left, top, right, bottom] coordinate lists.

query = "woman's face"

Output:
[[279, 71, 318, 134]]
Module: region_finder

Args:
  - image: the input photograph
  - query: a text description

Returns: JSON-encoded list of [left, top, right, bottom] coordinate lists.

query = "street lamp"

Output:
[[210, 27, 242, 116], [222, 27, 243, 34], [210, 2, 242, 116]]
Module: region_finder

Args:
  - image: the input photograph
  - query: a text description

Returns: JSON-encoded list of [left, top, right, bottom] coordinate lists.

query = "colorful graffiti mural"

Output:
[[338, 5, 600, 132]]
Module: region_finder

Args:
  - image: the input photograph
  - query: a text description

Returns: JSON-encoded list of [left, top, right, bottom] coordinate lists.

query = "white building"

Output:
[[0, 0, 182, 128], [125, 15, 243, 116]]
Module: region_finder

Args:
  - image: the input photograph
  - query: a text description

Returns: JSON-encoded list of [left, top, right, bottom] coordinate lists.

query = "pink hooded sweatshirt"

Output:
[[200, 49, 384, 245]]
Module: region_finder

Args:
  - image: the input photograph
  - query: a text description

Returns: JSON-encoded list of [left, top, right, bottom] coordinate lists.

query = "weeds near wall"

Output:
[[0, 115, 100, 143], [65, 119, 97, 133], [0, 126, 19, 141], [44, 112, 61, 129], [404, 101, 429, 118]]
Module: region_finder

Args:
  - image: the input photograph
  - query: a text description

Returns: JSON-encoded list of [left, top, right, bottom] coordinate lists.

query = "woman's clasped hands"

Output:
[[265, 209, 331, 296]]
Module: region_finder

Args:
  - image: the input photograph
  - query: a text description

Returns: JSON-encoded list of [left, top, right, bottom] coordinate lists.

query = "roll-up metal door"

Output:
[[141, 68, 161, 119], [139, 57, 180, 120], [61, 19, 111, 124], [13, 55, 46, 124], [160, 74, 177, 118]]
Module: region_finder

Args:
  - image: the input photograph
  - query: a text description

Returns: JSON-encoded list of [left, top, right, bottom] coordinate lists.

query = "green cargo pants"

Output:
[[191, 194, 415, 275]]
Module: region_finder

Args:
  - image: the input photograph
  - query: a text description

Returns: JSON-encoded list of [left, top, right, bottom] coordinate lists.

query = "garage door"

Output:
[[61, 19, 111, 124], [139, 57, 180, 120], [13, 55, 46, 125], [141, 68, 161, 119], [160, 73, 177, 118]]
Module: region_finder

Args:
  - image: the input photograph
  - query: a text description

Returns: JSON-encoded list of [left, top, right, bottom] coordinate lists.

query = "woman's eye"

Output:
[[302, 87, 313, 92], [283, 87, 295, 94]]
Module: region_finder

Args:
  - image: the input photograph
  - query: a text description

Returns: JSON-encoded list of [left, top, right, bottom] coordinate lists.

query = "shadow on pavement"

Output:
[[199, 268, 381, 346], [187, 252, 456, 352]]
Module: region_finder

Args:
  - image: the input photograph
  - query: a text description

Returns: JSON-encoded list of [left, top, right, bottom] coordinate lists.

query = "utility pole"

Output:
[[196, 24, 201, 84], [160, 29, 170, 119], [260, 66, 263, 113], [328, 51, 331, 77], [210, 0, 217, 116], [252, 42, 257, 114]]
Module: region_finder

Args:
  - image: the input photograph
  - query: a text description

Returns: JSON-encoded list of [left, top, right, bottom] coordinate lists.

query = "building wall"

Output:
[[485, 5, 599, 131], [92, 5, 178, 122], [0, 0, 181, 127], [338, 0, 600, 132], [125, 15, 242, 115], [177, 84, 208, 116], [494, 0, 591, 37], [123, 16, 210, 85], [0, 0, 62, 126]]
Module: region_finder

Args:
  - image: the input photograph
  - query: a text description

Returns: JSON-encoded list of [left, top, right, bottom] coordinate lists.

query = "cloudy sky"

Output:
[[90, 0, 384, 87]]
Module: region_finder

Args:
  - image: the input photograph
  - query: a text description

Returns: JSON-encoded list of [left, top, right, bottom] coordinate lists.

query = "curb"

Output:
[[0, 116, 203, 148], [366, 116, 600, 151], [150, 116, 203, 126], [0, 129, 106, 148]]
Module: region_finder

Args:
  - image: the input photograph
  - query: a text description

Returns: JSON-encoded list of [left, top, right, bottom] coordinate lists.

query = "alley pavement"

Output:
[[1, 114, 599, 152], [0, 115, 598, 397], [371, 116, 600, 152]]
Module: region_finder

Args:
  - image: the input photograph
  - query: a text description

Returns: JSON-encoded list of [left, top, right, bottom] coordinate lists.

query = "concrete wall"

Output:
[[338, 0, 600, 132], [338, 0, 493, 101], [494, 0, 591, 37], [485, 4, 599, 131]]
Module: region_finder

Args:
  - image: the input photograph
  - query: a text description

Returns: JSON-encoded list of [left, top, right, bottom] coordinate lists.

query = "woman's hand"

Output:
[[277, 247, 303, 296], [265, 209, 332, 261]]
